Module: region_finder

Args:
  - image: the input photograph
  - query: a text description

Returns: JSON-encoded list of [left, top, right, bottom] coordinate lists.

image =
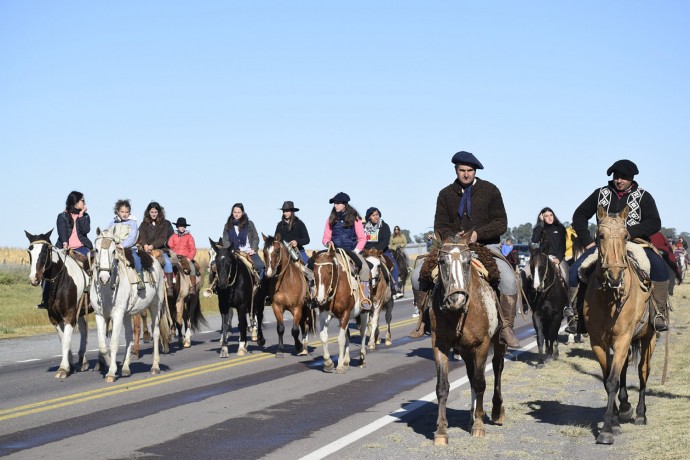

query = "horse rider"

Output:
[[167, 217, 199, 292], [568, 159, 670, 332], [321, 192, 372, 310], [222, 202, 265, 280], [363, 206, 403, 299], [389, 225, 408, 252], [138, 201, 175, 297], [523, 207, 569, 295], [274, 201, 310, 264], [425, 150, 522, 348], [38, 191, 93, 309], [105, 199, 145, 290]]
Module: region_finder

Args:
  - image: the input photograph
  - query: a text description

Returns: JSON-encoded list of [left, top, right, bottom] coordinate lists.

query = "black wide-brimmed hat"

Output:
[[606, 159, 639, 177], [329, 192, 351, 204], [451, 150, 484, 169], [174, 217, 190, 227], [279, 201, 299, 212]]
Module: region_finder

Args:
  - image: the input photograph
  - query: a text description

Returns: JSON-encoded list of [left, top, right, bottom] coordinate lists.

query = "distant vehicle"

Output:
[[513, 244, 531, 269]]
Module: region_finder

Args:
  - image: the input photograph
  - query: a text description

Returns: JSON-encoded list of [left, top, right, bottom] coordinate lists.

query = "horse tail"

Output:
[[188, 293, 209, 332], [158, 297, 172, 350], [631, 339, 641, 367]]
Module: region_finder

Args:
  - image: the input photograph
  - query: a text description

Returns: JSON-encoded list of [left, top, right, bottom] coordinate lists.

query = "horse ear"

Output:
[[46, 228, 54, 240], [275, 233, 281, 242], [24, 230, 33, 241], [619, 205, 629, 221], [262, 233, 267, 242], [96, 227, 102, 236], [209, 237, 217, 249], [597, 206, 608, 221]]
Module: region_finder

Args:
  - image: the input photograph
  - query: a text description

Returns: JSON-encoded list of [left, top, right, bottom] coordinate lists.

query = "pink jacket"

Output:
[[322, 217, 366, 252], [168, 232, 196, 260]]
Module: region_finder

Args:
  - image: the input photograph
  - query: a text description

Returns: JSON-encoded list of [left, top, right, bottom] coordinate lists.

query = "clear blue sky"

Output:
[[2, 1, 688, 248]]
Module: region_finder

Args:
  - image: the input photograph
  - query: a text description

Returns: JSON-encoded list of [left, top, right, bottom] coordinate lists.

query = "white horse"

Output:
[[91, 228, 170, 383], [25, 230, 91, 378]]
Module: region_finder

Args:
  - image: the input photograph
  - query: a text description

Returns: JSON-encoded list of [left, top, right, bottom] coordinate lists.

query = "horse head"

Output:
[[211, 239, 237, 290], [529, 242, 551, 292], [363, 248, 384, 290], [262, 233, 285, 278], [25, 229, 54, 286], [596, 205, 630, 289], [312, 249, 337, 306], [93, 227, 119, 285], [437, 233, 473, 311]]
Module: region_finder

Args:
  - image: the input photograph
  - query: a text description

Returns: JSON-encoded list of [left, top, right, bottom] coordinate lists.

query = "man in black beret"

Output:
[[413, 150, 522, 347], [568, 159, 669, 332]]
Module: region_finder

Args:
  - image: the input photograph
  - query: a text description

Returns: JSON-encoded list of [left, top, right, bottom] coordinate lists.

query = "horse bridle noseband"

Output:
[[29, 240, 65, 282], [313, 256, 339, 303], [438, 244, 471, 308]]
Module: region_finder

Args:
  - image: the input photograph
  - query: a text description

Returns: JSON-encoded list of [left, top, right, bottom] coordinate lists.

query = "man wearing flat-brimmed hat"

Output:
[[274, 201, 310, 264], [414, 151, 522, 347], [568, 159, 669, 332]]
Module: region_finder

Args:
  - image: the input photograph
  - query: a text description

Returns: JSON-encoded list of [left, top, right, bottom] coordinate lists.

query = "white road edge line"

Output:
[[17, 359, 41, 363], [300, 337, 540, 460]]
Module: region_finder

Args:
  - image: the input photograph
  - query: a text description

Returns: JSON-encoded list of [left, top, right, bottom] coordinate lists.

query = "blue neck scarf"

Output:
[[458, 185, 472, 218]]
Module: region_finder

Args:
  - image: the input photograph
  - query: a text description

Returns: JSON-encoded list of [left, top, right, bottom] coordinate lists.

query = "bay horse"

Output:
[[168, 256, 207, 349], [363, 248, 394, 349], [311, 244, 370, 372], [523, 241, 566, 366], [262, 233, 311, 357], [392, 247, 410, 297], [430, 234, 506, 444], [25, 230, 91, 378], [210, 239, 266, 358], [91, 228, 170, 382], [584, 206, 656, 444]]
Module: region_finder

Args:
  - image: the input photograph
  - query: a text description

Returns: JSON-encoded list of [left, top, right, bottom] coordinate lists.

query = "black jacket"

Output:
[[364, 220, 391, 252], [572, 181, 661, 248], [56, 211, 93, 250], [532, 221, 566, 261], [274, 218, 310, 250]]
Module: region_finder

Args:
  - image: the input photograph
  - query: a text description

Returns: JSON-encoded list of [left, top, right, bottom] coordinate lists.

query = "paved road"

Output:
[[0, 296, 539, 459]]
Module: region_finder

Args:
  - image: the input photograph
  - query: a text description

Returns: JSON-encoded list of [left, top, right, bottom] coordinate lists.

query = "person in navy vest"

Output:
[[274, 201, 310, 264], [222, 203, 265, 279], [363, 206, 403, 299], [321, 192, 372, 310], [568, 159, 669, 332]]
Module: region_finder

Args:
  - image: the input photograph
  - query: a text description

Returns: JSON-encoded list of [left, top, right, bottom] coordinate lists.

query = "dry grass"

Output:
[[0, 247, 28, 265]]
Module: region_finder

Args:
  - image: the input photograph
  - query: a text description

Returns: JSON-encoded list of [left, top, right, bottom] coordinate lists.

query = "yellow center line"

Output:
[[0, 317, 419, 421]]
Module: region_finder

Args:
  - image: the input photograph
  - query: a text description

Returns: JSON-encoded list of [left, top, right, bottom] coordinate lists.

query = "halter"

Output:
[[596, 219, 631, 310], [597, 221, 629, 270], [532, 252, 556, 294], [437, 243, 472, 310], [93, 235, 119, 279], [314, 255, 340, 304]]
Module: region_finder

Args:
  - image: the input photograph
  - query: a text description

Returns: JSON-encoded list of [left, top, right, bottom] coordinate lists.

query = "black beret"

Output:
[[329, 192, 351, 204], [451, 151, 484, 169], [606, 159, 639, 177]]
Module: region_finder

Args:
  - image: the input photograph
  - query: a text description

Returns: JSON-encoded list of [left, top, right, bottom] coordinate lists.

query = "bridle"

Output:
[[28, 240, 65, 282], [313, 253, 339, 304], [437, 243, 471, 310]]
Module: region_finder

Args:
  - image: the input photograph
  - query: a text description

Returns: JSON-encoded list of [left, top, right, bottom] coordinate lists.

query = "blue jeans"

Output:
[[250, 252, 265, 279], [299, 249, 309, 265], [161, 252, 173, 274], [74, 246, 90, 256], [384, 250, 400, 287], [131, 247, 142, 273], [569, 245, 669, 288]]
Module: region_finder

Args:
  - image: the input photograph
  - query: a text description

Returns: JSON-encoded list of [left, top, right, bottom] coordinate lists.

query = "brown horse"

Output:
[[584, 206, 656, 445], [311, 245, 370, 373], [263, 233, 311, 357], [430, 234, 506, 444], [167, 256, 207, 349], [363, 248, 394, 349]]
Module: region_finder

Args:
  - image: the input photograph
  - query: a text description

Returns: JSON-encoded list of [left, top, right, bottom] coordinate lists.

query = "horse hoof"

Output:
[[323, 365, 334, 373], [335, 367, 347, 374], [385, 339, 392, 346], [619, 405, 634, 421], [596, 432, 614, 444], [54, 369, 68, 379], [219, 348, 229, 359], [237, 348, 247, 357], [433, 435, 448, 446], [150, 368, 160, 375], [183, 340, 191, 348], [492, 406, 505, 424], [298, 349, 308, 356], [368, 345, 375, 351], [275, 352, 284, 359], [105, 375, 116, 383], [121, 369, 131, 377], [471, 428, 486, 438], [257, 338, 266, 347], [178, 339, 184, 348], [80, 362, 90, 372], [634, 416, 647, 426]]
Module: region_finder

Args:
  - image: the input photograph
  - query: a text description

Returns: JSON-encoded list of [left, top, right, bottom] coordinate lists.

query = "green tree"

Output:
[[511, 223, 533, 244]]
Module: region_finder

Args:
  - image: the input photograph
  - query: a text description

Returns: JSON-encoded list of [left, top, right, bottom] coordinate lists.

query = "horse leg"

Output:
[[596, 338, 630, 444], [106, 312, 125, 383], [237, 308, 249, 356], [339, 326, 351, 372], [176, 296, 185, 348], [385, 300, 393, 346], [275, 309, 286, 358], [132, 314, 141, 359], [55, 322, 73, 379], [635, 331, 657, 425], [319, 312, 334, 372], [121, 316, 134, 378], [368, 307, 380, 351], [77, 315, 89, 372], [150, 305, 162, 375], [359, 312, 369, 367], [219, 312, 230, 358], [255, 302, 266, 348], [491, 340, 507, 424], [433, 343, 450, 445], [142, 310, 151, 343], [465, 341, 491, 438], [533, 311, 545, 367], [94, 314, 111, 371], [617, 348, 633, 422]]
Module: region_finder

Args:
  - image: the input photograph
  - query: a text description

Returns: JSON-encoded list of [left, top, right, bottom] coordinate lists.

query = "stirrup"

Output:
[[653, 314, 668, 332]]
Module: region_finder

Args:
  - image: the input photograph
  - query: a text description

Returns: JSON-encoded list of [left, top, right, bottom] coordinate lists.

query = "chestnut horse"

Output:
[[363, 248, 394, 349], [25, 230, 91, 378], [168, 256, 207, 349], [262, 233, 311, 357], [584, 206, 656, 445], [311, 245, 370, 372], [430, 234, 506, 445]]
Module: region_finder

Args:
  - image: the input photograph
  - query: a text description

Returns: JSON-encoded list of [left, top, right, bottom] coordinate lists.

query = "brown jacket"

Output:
[[434, 177, 507, 244], [138, 220, 174, 249]]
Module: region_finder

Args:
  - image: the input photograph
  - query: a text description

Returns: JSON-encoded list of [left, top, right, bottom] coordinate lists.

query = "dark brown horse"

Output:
[[392, 246, 409, 297], [263, 233, 311, 357], [363, 248, 394, 349], [430, 234, 506, 444], [584, 206, 656, 445], [25, 230, 91, 378], [311, 245, 370, 372]]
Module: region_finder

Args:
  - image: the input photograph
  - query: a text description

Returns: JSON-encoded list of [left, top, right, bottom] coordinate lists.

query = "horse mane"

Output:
[[469, 243, 500, 289]]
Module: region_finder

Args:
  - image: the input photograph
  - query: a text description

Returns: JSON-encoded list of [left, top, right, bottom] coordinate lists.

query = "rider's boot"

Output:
[[165, 272, 174, 297], [564, 286, 576, 317], [37, 283, 49, 309], [360, 281, 372, 311], [498, 293, 521, 348], [136, 272, 146, 291], [409, 290, 429, 338], [651, 280, 670, 332]]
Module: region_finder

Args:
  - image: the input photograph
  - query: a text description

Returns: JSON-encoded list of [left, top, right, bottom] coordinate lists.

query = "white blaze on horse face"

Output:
[[315, 264, 328, 302], [28, 244, 46, 285], [265, 246, 275, 277], [532, 262, 541, 291], [367, 257, 380, 288], [449, 247, 465, 291]]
